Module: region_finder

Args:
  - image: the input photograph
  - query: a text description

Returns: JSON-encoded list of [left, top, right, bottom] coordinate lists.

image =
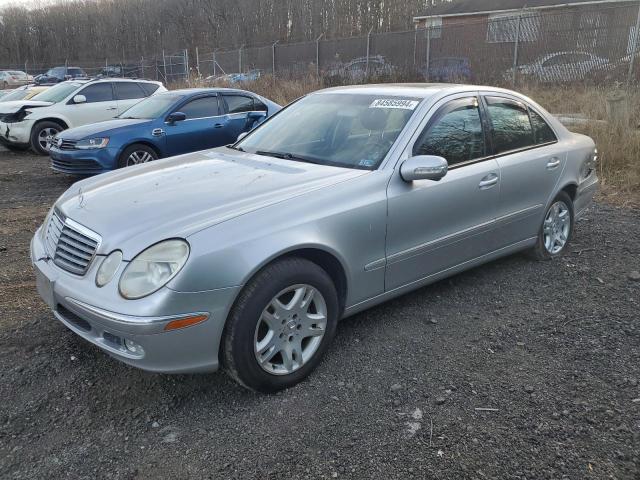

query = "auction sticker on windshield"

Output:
[[369, 99, 420, 110]]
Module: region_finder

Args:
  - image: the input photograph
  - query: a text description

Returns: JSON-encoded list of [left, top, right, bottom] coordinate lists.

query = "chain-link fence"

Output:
[[1, 2, 639, 88]]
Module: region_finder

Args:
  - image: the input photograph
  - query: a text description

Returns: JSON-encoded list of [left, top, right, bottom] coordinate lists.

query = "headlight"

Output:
[[96, 250, 123, 287], [75, 137, 110, 149], [119, 240, 190, 299]]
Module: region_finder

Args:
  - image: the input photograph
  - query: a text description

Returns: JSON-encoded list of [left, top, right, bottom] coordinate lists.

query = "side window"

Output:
[[179, 96, 220, 119], [529, 109, 557, 145], [139, 83, 159, 96], [413, 97, 485, 166], [224, 95, 254, 113], [115, 82, 146, 100], [253, 98, 268, 112], [485, 96, 534, 154], [78, 83, 114, 103]]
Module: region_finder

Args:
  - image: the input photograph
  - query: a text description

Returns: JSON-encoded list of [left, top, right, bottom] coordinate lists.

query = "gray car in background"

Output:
[[31, 84, 598, 392]]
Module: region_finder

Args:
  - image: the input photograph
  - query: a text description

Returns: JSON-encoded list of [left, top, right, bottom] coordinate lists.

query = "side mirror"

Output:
[[72, 94, 87, 104], [166, 112, 186, 124], [236, 131, 249, 142], [400, 155, 448, 182]]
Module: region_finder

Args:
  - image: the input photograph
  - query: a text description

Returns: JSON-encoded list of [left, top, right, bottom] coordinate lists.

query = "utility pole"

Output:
[[627, 1, 640, 87], [315, 33, 324, 77]]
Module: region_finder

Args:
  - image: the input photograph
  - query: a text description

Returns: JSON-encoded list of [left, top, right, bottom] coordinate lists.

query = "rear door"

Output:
[[385, 94, 501, 291], [481, 94, 565, 246], [164, 94, 225, 156], [220, 94, 264, 142], [114, 82, 148, 114], [65, 82, 118, 126]]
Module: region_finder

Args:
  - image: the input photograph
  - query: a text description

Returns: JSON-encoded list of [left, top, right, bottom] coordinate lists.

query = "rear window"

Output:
[[139, 83, 160, 96], [529, 109, 557, 145], [223, 95, 254, 113], [485, 96, 534, 154], [115, 82, 146, 100]]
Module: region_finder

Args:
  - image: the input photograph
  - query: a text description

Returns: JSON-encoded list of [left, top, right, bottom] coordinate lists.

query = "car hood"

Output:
[[0, 100, 54, 114], [59, 119, 152, 140], [56, 148, 368, 257]]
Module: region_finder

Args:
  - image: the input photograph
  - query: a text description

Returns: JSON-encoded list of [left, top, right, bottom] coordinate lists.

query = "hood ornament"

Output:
[[78, 186, 85, 209]]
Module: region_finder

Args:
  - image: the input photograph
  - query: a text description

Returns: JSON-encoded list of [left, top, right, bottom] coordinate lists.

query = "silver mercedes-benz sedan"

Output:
[[31, 84, 598, 392]]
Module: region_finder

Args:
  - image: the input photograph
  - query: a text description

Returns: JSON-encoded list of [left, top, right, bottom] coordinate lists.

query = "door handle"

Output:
[[107, 107, 118, 111], [479, 174, 499, 189], [547, 157, 561, 169], [213, 123, 225, 128]]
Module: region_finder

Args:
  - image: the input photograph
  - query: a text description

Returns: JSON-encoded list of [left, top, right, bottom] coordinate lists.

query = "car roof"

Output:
[[316, 83, 533, 100], [164, 87, 261, 96], [317, 83, 465, 98]]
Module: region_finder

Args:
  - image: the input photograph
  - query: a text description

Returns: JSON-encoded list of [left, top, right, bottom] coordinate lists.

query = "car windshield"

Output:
[[31, 82, 82, 103], [236, 93, 421, 170], [0, 89, 30, 102], [118, 94, 180, 119]]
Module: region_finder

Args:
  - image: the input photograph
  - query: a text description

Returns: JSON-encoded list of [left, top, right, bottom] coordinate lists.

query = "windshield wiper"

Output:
[[226, 145, 245, 152], [255, 150, 321, 165]]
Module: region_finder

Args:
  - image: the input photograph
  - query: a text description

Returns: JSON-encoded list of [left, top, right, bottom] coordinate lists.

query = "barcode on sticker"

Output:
[[370, 99, 419, 110]]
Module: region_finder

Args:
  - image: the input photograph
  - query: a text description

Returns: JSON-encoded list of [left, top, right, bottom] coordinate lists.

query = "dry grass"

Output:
[[173, 76, 640, 196]]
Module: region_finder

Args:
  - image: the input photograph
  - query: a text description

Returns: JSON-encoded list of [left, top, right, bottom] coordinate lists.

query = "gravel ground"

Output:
[[0, 149, 639, 480]]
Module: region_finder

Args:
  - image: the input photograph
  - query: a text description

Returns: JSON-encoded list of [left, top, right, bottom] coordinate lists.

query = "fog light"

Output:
[[124, 339, 144, 355]]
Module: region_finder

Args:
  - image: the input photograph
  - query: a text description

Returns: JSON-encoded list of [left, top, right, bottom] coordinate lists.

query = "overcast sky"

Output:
[[0, 0, 56, 7]]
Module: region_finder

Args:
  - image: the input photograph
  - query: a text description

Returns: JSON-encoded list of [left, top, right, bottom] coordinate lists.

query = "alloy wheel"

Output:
[[126, 150, 154, 166], [254, 284, 327, 375], [543, 201, 571, 254], [38, 127, 60, 151]]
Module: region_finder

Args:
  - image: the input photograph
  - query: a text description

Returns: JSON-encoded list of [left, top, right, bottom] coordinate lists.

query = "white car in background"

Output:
[[0, 78, 166, 154], [506, 51, 610, 83], [0, 70, 33, 88]]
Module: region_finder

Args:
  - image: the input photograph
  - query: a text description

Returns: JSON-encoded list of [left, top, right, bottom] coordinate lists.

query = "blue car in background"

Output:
[[49, 88, 280, 175]]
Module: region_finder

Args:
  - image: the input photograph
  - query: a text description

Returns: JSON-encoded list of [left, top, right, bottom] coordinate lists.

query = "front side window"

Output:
[[236, 93, 421, 170], [224, 95, 254, 113], [180, 96, 220, 119], [485, 96, 534, 154], [78, 83, 114, 103], [413, 97, 485, 166], [115, 82, 146, 100]]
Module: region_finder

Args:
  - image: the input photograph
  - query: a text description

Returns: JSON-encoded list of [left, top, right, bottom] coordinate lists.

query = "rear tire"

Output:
[[222, 257, 339, 393], [117, 143, 158, 168], [30, 121, 63, 155], [529, 191, 574, 260]]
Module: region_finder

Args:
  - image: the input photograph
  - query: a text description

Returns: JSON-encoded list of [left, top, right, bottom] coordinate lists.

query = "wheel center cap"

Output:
[[286, 319, 297, 331]]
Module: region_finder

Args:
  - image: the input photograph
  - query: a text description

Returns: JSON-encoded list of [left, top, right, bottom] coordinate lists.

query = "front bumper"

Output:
[[30, 229, 240, 373], [50, 146, 119, 175], [0, 120, 32, 147]]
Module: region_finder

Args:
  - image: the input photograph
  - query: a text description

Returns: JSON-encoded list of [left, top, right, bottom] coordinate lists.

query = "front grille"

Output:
[[51, 157, 103, 172], [58, 139, 78, 150], [56, 304, 92, 331], [45, 210, 100, 276]]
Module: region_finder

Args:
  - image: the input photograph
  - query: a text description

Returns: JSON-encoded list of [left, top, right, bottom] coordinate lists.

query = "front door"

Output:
[[385, 95, 500, 291], [67, 82, 119, 127], [164, 94, 228, 156]]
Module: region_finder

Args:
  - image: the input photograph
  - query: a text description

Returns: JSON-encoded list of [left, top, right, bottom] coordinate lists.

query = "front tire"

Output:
[[222, 257, 339, 393], [117, 143, 158, 168], [30, 121, 63, 155], [530, 191, 574, 260]]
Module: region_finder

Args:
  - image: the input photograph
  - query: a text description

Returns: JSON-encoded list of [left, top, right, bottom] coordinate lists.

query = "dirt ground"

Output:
[[0, 149, 639, 479]]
